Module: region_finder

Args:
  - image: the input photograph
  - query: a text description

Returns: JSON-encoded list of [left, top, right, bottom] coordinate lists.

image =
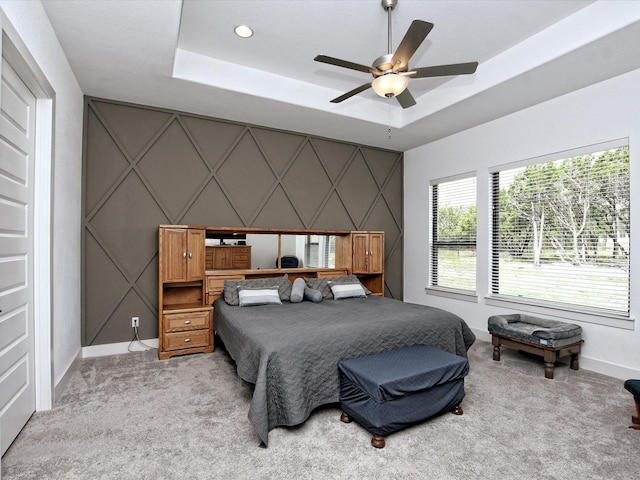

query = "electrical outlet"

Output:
[[131, 316, 140, 328]]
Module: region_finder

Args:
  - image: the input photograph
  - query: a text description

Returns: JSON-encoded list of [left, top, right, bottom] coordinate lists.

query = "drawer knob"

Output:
[[184, 338, 191, 343], [184, 320, 191, 324]]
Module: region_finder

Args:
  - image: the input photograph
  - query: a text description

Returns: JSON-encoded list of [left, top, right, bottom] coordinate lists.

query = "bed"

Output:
[[214, 281, 476, 446]]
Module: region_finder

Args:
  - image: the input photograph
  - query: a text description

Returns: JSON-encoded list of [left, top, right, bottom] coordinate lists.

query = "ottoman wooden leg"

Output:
[[371, 435, 385, 448], [451, 405, 463, 415], [631, 398, 640, 429], [340, 411, 352, 423]]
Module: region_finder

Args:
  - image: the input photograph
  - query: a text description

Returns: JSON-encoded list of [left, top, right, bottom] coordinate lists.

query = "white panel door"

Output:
[[0, 57, 36, 456]]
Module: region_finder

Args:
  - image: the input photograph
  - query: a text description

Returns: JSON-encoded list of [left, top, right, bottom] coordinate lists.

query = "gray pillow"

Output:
[[290, 277, 305, 303], [303, 287, 323, 303], [304, 275, 371, 299], [224, 275, 291, 305]]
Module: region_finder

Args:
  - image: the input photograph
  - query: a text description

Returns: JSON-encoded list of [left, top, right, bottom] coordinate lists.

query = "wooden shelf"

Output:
[[205, 267, 347, 277], [163, 303, 210, 313]]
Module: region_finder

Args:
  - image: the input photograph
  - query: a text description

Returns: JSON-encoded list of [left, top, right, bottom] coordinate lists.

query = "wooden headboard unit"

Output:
[[158, 225, 383, 359]]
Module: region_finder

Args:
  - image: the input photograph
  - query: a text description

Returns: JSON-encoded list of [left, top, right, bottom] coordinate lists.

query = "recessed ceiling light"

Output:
[[234, 25, 253, 38]]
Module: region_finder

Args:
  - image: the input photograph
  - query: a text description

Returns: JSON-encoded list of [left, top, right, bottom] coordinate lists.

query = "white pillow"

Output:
[[290, 277, 305, 303], [238, 286, 282, 307], [329, 282, 367, 300]]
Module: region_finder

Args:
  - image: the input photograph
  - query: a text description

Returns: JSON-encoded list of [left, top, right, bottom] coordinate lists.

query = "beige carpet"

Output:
[[2, 339, 639, 479]]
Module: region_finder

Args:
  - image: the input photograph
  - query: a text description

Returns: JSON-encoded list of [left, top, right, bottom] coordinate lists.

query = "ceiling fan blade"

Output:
[[411, 62, 479, 78], [396, 88, 416, 109], [390, 20, 434, 72], [330, 83, 372, 103], [314, 55, 375, 74]]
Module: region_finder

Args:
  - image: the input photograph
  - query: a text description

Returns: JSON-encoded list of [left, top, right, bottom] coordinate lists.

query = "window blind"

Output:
[[491, 146, 630, 315], [431, 176, 477, 292]]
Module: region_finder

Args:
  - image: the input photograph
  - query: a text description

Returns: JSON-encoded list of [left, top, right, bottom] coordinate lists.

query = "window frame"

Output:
[[428, 172, 478, 301]]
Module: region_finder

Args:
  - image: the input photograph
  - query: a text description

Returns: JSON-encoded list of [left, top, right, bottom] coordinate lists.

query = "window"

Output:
[[491, 144, 630, 316], [430, 175, 477, 293], [304, 235, 335, 268]]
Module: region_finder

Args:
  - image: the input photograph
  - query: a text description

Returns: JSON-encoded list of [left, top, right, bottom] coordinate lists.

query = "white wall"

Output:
[[0, 1, 83, 388], [405, 67, 640, 380]]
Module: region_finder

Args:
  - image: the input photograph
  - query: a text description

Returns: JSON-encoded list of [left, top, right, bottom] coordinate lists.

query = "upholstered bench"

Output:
[[338, 344, 469, 448], [488, 313, 583, 379]]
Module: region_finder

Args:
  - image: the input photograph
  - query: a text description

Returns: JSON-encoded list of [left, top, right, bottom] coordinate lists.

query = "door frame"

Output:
[[1, 14, 55, 412]]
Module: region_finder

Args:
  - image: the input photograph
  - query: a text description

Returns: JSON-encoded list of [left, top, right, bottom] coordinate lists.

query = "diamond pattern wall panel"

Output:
[[82, 97, 403, 346]]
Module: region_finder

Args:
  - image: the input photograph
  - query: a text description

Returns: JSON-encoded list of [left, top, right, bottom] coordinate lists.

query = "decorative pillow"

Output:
[[224, 275, 291, 306], [304, 275, 371, 299], [330, 282, 367, 300], [290, 277, 305, 303], [238, 286, 282, 307], [303, 287, 323, 303]]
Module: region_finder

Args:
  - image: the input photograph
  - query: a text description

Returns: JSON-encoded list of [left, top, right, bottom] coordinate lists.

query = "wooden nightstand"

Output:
[[159, 304, 213, 360]]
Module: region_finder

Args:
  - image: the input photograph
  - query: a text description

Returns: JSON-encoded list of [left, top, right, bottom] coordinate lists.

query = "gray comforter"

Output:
[[214, 295, 476, 446]]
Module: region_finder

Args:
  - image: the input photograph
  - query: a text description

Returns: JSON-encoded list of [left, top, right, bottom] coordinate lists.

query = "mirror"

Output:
[[246, 234, 278, 269], [206, 231, 337, 270], [280, 235, 336, 268]]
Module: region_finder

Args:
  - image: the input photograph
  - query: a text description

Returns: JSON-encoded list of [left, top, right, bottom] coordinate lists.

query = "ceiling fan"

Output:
[[314, 0, 478, 109]]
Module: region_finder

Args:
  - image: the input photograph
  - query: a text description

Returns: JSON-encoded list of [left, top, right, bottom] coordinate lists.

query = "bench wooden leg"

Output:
[[492, 336, 501, 361], [570, 352, 580, 370], [543, 350, 557, 379], [544, 363, 555, 379]]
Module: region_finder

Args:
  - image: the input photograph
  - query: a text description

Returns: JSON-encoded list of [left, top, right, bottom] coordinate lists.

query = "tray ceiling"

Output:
[[42, 0, 640, 150]]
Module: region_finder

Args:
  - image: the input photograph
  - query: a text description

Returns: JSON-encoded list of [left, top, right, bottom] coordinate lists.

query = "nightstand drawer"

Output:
[[163, 329, 210, 351], [163, 310, 210, 332]]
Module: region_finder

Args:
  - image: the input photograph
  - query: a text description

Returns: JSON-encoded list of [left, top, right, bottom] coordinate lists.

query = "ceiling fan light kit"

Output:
[[372, 73, 408, 98], [314, 0, 478, 109]]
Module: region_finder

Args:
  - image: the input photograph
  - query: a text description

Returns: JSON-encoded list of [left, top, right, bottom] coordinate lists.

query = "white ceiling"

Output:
[[41, 0, 640, 151]]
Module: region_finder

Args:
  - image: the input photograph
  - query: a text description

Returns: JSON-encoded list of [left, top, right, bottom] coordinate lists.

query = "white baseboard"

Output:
[[470, 327, 639, 381], [54, 350, 81, 404], [81, 338, 159, 358], [579, 357, 640, 381]]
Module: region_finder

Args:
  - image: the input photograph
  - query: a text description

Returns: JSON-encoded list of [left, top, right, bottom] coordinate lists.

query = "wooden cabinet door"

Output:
[[352, 233, 370, 273], [160, 227, 187, 282], [186, 228, 205, 281], [352, 232, 384, 274], [368, 232, 384, 274], [213, 246, 233, 269]]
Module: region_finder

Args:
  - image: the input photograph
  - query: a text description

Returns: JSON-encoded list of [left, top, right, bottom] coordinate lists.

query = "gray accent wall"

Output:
[[82, 97, 403, 346]]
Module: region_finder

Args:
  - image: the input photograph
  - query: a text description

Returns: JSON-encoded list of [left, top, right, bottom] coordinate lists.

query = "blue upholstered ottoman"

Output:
[[338, 344, 469, 448], [488, 313, 583, 379], [624, 379, 640, 430]]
